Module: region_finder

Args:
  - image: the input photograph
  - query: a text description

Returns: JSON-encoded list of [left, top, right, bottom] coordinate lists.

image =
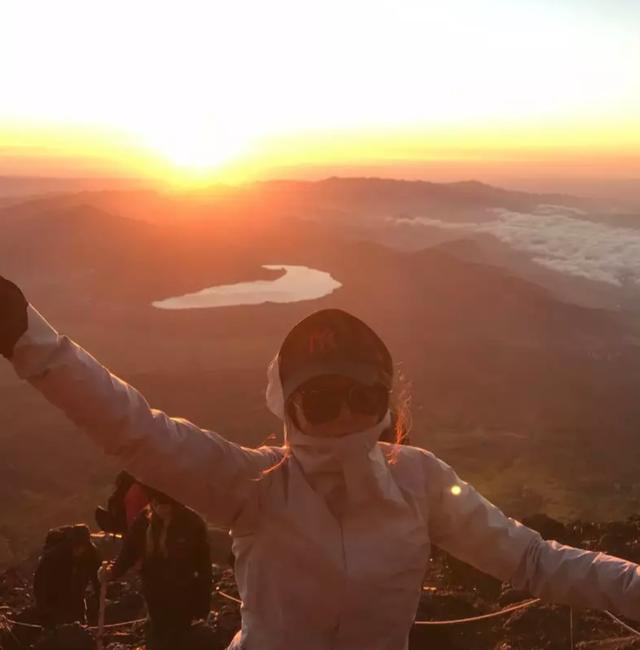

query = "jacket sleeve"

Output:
[[423, 451, 640, 621], [10, 306, 283, 529]]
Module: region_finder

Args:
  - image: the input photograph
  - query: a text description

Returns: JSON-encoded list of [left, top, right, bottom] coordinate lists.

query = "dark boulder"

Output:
[[521, 514, 570, 543], [184, 620, 226, 649], [442, 554, 502, 598], [33, 623, 93, 650], [502, 603, 570, 649], [498, 588, 532, 607], [103, 592, 146, 625]]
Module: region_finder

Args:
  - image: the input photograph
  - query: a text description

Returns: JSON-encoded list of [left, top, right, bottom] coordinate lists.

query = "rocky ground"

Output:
[[3, 515, 640, 649]]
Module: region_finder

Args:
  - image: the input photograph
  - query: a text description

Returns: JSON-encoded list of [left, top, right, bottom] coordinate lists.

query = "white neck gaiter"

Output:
[[286, 414, 391, 515], [266, 355, 395, 517]]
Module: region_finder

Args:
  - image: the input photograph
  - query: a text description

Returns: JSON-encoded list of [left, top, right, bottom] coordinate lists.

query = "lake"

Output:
[[152, 264, 342, 310]]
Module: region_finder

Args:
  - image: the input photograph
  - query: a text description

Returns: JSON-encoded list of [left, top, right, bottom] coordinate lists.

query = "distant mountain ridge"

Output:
[[270, 175, 585, 203], [0, 175, 155, 198], [0, 175, 593, 222]]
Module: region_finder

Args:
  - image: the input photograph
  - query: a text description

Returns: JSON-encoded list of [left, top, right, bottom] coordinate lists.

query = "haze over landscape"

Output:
[[2, 0, 640, 585]]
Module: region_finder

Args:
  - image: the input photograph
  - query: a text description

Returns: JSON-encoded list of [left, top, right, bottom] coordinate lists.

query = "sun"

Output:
[[135, 119, 256, 181]]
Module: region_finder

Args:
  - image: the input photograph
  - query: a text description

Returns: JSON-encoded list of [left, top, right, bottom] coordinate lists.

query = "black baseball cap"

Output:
[[278, 309, 393, 402]]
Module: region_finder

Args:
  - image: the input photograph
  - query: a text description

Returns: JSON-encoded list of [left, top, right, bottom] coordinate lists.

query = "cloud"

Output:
[[396, 206, 640, 287], [534, 203, 587, 216]]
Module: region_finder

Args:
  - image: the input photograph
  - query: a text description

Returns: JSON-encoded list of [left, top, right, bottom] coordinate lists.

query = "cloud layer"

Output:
[[397, 207, 640, 287]]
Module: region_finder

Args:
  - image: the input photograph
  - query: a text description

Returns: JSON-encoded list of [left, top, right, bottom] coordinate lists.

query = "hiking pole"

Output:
[[569, 607, 574, 650], [97, 562, 109, 650]]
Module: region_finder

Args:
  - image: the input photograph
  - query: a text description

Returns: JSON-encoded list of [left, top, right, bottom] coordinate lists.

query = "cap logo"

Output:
[[308, 329, 337, 354]]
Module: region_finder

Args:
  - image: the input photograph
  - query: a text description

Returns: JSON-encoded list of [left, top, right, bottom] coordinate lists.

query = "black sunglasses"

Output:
[[292, 379, 389, 425]]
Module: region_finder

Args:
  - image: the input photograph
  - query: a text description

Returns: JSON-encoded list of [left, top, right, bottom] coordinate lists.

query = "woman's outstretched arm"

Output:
[[423, 450, 640, 620], [1, 278, 281, 528]]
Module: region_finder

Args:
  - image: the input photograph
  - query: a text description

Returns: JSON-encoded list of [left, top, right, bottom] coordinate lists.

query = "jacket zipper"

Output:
[[331, 518, 347, 650]]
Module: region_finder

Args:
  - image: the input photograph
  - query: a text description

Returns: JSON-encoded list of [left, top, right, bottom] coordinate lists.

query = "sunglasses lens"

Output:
[[348, 384, 389, 417], [300, 389, 344, 424], [296, 380, 389, 425]]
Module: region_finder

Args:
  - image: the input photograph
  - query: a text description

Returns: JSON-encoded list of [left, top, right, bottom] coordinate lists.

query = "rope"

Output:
[[215, 589, 540, 625], [604, 610, 640, 637], [216, 589, 242, 605], [569, 607, 574, 650], [97, 571, 108, 650], [0, 617, 43, 630], [4, 595, 640, 644], [89, 617, 147, 631], [0, 615, 147, 632], [413, 598, 540, 626]]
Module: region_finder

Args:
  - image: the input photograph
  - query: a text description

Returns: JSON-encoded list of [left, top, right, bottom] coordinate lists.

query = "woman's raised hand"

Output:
[[97, 561, 114, 584], [0, 276, 28, 359]]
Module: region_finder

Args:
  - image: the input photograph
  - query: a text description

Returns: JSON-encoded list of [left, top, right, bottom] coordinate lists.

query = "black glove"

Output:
[[0, 276, 28, 359]]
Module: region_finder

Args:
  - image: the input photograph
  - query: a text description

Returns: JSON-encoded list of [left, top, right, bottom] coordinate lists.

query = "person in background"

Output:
[[99, 489, 212, 650], [95, 470, 149, 534], [33, 524, 101, 629]]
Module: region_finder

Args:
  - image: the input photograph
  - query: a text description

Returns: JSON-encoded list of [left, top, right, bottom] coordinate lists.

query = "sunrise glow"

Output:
[[2, 0, 639, 183]]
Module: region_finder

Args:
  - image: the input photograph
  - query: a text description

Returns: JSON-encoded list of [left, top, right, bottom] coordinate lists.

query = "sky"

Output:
[[1, 0, 639, 186]]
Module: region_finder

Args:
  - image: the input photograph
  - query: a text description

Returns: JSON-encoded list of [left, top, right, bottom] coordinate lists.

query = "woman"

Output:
[[2, 274, 640, 650], [100, 489, 212, 650]]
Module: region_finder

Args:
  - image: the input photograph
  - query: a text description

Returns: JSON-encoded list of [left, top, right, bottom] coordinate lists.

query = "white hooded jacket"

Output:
[[10, 306, 640, 649]]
